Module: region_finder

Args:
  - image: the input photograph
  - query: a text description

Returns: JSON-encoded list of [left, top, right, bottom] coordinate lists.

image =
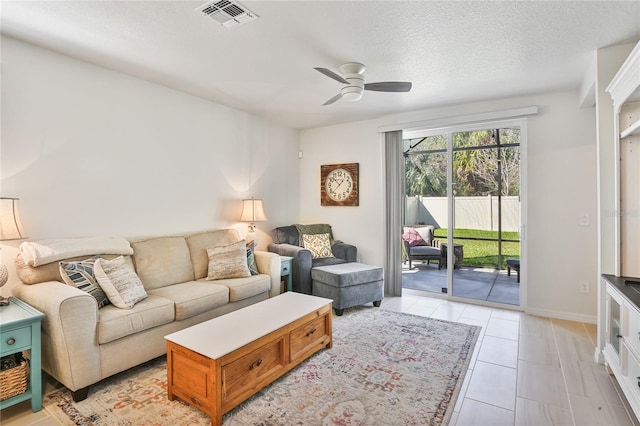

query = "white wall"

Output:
[[0, 36, 300, 295], [300, 92, 599, 322]]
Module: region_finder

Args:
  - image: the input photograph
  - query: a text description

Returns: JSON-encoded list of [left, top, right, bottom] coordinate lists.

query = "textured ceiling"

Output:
[[2, 1, 639, 129]]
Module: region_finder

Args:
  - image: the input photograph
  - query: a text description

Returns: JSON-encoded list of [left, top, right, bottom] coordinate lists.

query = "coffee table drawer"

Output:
[[290, 313, 330, 362], [221, 336, 286, 406]]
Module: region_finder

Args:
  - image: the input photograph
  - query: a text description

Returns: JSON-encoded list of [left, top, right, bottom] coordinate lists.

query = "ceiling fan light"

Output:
[[341, 86, 363, 102]]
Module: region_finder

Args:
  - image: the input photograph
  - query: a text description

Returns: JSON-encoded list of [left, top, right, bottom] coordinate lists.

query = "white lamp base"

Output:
[[0, 263, 10, 305], [246, 230, 258, 246]]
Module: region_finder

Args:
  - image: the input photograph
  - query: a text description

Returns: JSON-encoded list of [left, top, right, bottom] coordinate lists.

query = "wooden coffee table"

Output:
[[164, 292, 332, 426]]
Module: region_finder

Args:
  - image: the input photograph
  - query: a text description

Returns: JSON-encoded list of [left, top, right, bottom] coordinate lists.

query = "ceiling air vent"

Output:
[[196, 0, 258, 29]]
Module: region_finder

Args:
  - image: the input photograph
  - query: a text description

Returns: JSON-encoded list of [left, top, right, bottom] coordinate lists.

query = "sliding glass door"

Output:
[[403, 122, 523, 307]]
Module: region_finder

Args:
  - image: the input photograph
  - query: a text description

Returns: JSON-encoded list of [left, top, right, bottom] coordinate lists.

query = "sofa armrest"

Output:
[[268, 243, 313, 294], [12, 281, 101, 392], [253, 251, 281, 297], [332, 242, 357, 262]]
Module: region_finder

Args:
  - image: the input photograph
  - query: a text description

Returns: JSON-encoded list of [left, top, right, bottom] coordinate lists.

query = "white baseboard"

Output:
[[525, 307, 597, 324]]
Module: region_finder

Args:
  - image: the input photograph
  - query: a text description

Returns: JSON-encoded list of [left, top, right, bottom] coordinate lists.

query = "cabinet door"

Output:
[[608, 289, 623, 357]]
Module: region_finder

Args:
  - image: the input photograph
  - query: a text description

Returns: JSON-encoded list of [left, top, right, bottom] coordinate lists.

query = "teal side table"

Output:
[[0, 297, 45, 412], [280, 256, 293, 292]]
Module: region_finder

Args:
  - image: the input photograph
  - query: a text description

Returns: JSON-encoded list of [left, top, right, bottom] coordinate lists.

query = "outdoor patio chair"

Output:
[[402, 225, 442, 269]]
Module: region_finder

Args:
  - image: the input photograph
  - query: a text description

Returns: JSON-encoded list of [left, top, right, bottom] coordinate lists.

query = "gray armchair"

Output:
[[268, 224, 357, 294]]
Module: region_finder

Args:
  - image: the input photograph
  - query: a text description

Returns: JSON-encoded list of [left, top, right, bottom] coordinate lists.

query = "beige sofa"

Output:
[[13, 229, 280, 401]]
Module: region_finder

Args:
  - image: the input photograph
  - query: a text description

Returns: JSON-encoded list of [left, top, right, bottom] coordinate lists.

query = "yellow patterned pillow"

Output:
[[302, 233, 334, 259]]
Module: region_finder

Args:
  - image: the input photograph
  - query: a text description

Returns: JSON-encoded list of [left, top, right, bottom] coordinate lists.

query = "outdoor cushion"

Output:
[[408, 246, 441, 256], [148, 281, 229, 321], [97, 295, 175, 344]]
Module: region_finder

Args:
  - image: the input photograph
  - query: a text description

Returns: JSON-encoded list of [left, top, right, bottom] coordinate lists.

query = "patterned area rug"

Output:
[[44, 307, 480, 425]]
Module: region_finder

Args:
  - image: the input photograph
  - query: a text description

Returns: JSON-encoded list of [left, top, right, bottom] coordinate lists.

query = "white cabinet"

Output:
[[606, 40, 640, 278], [604, 278, 640, 417]]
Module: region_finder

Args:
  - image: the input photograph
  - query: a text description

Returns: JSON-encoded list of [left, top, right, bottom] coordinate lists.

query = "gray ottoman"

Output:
[[311, 263, 384, 316]]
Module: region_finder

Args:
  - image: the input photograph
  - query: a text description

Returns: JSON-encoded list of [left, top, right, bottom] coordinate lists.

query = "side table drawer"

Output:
[[281, 262, 291, 276], [1, 326, 31, 354]]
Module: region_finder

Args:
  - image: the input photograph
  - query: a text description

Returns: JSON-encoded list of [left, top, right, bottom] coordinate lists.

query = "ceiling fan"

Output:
[[314, 62, 412, 106]]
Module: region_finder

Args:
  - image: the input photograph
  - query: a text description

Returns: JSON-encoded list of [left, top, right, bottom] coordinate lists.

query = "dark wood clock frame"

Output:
[[320, 163, 359, 206]]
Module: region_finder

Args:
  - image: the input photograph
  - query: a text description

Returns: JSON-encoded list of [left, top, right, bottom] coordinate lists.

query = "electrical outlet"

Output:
[[579, 280, 590, 293], [579, 213, 590, 226]]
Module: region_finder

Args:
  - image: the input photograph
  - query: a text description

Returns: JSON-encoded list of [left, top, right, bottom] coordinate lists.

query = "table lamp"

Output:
[[0, 198, 27, 306], [240, 197, 267, 244]]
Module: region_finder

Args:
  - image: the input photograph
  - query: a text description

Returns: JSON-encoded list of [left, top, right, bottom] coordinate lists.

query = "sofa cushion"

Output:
[[206, 240, 251, 280], [302, 233, 334, 258], [186, 229, 242, 280], [131, 236, 195, 290], [94, 256, 148, 309], [59, 256, 111, 309], [271, 225, 299, 246], [148, 281, 229, 321], [16, 253, 122, 285], [312, 257, 347, 268], [294, 224, 335, 246], [97, 295, 175, 344], [246, 240, 259, 275], [205, 275, 270, 302]]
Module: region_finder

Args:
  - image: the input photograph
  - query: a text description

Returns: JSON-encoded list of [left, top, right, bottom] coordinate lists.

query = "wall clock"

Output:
[[321, 163, 359, 206]]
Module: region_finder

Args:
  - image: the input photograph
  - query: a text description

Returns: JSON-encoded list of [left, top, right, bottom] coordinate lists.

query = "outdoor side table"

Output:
[[440, 243, 464, 269], [0, 297, 45, 412]]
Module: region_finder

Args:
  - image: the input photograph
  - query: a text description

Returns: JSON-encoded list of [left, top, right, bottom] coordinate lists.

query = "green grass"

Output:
[[433, 228, 520, 269]]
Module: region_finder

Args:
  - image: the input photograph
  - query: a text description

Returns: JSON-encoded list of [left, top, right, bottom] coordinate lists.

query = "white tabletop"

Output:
[[164, 292, 332, 359]]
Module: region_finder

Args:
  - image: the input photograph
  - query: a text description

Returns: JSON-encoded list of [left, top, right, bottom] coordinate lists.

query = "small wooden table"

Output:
[[440, 243, 464, 269], [164, 292, 332, 425]]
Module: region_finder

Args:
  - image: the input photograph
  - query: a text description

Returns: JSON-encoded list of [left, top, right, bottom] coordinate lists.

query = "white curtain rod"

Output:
[[377, 106, 539, 134]]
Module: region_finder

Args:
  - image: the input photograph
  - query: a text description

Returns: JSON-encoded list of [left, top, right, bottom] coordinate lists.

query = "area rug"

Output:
[[43, 307, 480, 425]]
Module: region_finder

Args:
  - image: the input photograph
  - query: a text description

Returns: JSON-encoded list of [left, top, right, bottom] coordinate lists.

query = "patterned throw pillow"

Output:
[[94, 256, 148, 309], [302, 233, 334, 259], [402, 228, 425, 247], [246, 240, 259, 275], [59, 256, 111, 308], [206, 240, 251, 280]]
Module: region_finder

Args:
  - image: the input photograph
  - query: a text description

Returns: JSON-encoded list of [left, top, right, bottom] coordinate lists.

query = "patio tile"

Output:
[[402, 265, 520, 306]]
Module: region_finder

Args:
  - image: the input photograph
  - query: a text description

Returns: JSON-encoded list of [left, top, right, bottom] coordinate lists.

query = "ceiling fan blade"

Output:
[[323, 93, 343, 106], [364, 81, 412, 92], [314, 67, 349, 84]]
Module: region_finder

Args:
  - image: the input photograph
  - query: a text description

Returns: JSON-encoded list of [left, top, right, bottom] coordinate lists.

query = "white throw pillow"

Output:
[[206, 240, 251, 280], [94, 256, 148, 309]]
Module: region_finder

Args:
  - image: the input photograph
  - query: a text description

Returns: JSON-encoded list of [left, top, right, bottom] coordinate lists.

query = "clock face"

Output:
[[325, 168, 353, 202], [320, 163, 359, 206]]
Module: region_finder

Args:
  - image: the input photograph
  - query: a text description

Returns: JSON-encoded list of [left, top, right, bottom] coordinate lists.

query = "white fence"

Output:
[[406, 195, 521, 232]]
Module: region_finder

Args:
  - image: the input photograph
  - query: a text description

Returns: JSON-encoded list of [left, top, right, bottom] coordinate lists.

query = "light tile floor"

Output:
[[2, 290, 638, 425]]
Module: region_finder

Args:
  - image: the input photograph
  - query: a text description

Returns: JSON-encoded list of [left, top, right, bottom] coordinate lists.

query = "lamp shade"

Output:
[[240, 198, 267, 223], [0, 198, 27, 241]]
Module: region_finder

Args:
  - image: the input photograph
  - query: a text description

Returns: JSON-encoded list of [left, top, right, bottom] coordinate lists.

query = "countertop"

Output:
[[603, 274, 640, 308]]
